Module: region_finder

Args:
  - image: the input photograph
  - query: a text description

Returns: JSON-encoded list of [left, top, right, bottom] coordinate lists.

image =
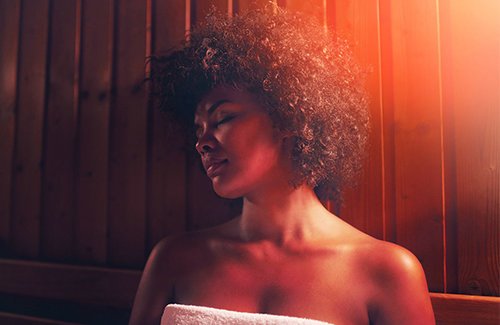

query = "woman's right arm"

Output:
[[129, 238, 175, 325]]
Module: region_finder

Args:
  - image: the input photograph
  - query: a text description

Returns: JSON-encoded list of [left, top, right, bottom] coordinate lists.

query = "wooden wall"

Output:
[[0, 0, 498, 299]]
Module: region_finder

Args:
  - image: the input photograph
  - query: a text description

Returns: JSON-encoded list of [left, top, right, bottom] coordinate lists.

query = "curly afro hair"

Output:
[[150, 6, 370, 201]]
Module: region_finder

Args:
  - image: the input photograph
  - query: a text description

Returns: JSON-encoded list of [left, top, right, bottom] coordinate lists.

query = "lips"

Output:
[[203, 157, 228, 178]]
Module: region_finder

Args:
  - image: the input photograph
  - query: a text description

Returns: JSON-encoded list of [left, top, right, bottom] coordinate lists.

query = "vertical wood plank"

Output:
[[108, 0, 148, 267], [147, 0, 188, 251], [41, 0, 80, 261], [438, 0, 458, 294], [439, 0, 500, 296], [379, 0, 445, 291], [378, 0, 397, 244], [75, 0, 114, 264], [330, 0, 385, 240], [0, 0, 21, 255], [10, 0, 50, 258], [153, 0, 186, 54]]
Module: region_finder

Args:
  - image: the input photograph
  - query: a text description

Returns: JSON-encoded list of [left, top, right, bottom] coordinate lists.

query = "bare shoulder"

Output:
[[353, 239, 435, 325], [129, 225, 229, 325], [334, 228, 428, 289], [361, 239, 426, 283], [148, 225, 227, 272]]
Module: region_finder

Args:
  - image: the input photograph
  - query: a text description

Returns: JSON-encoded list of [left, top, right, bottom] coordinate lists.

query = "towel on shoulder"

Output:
[[161, 304, 334, 325]]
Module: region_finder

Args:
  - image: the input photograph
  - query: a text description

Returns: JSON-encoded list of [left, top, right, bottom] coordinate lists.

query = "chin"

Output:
[[212, 179, 244, 199]]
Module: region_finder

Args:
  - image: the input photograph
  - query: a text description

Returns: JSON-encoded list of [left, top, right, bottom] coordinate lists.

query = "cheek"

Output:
[[234, 138, 282, 179], [224, 123, 280, 160]]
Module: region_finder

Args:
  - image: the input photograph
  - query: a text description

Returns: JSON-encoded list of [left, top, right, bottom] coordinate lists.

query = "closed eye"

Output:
[[215, 115, 235, 127]]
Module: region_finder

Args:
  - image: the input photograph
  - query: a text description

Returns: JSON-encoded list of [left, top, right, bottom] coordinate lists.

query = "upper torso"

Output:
[[162, 221, 383, 325], [130, 216, 435, 325]]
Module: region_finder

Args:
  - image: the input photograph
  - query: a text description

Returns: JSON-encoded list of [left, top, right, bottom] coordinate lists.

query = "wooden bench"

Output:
[[0, 259, 498, 324], [0, 259, 140, 324], [430, 293, 500, 325]]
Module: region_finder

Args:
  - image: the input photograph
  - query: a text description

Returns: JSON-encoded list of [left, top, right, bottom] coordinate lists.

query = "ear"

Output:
[[280, 133, 296, 155]]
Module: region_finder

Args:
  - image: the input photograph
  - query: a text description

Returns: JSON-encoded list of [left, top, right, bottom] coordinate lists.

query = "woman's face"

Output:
[[194, 86, 291, 199]]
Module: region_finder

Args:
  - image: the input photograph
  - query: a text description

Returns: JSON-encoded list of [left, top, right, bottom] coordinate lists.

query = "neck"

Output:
[[238, 184, 333, 246]]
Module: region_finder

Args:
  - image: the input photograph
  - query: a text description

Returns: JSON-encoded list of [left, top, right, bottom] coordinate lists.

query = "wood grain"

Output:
[[439, 0, 500, 296], [75, 0, 114, 264], [41, 0, 79, 261], [378, 0, 397, 244], [0, 0, 21, 255], [0, 0, 497, 299], [438, 0, 459, 294], [330, 0, 385, 240], [0, 312, 77, 325], [0, 259, 140, 308], [10, 0, 50, 258], [107, 0, 148, 267], [379, 0, 445, 291], [147, 0, 188, 251], [430, 293, 500, 325]]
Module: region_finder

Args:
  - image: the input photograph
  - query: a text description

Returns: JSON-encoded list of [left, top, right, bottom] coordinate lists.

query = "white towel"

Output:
[[161, 304, 333, 325]]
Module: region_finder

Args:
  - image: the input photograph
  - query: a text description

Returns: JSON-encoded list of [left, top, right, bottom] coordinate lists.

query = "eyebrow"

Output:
[[207, 99, 231, 115]]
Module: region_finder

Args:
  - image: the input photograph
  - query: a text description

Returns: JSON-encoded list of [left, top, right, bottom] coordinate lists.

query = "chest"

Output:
[[174, 254, 370, 325]]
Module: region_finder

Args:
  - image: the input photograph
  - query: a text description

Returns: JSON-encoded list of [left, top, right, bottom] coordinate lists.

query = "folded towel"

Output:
[[161, 304, 333, 325]]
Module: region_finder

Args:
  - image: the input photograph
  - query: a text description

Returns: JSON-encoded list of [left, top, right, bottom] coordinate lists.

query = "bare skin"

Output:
[[129, 87, 435, 325]]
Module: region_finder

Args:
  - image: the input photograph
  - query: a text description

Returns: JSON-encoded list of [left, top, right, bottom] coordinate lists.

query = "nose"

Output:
[[195, 129, 216, 155]]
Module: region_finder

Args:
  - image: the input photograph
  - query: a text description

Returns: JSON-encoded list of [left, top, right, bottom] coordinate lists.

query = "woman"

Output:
[[130, 7, 435, 325]]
